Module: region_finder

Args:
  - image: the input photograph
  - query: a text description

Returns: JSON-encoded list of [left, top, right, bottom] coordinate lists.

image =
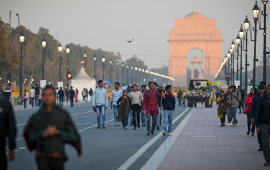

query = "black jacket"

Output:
[[162, 93, 176, 110], [68, 90, 75, 98], [35, 86, 40, 95], [0, 99, 17, 152], [239, 89, 245, 99], [58, 90, 64, 98], [257, 95, 270, 127]]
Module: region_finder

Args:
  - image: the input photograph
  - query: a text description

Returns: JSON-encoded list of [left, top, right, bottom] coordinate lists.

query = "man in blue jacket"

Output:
[[257, 84, 270, 166], [162, 85, 175, 136], [251, 85, 266, 151]]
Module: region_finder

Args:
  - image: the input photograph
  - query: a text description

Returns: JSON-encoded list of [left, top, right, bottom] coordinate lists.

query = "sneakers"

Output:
[[102, 125, 105, 129], [252, 132, 255, 136], [168, 133, 172, 136], [114, 123, 118, 126], [97, 125, 101, 129], [163, 131, 167, 136], [124, 126, 127, 130], [117, 122, 121, 126], [142, 124, 146, 127], [129, 124, 133, 126], [232, 124, 236, 127], [220, 124, 225, 127], [258, 148, 263, 151], [151, 133, 155, 136], [264, 162, 270, 166], [247, 130, 250, 135], [146, 131, 150, 136], [133, 127, 136, 130], [230, 121, 232, 126]]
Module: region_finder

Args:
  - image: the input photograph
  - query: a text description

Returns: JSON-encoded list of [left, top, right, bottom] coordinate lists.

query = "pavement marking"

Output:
[[140, 108, 195, 170], [117, 108, 190, 170], [191, 136, 215, 137], [16, 123, 27, 126]]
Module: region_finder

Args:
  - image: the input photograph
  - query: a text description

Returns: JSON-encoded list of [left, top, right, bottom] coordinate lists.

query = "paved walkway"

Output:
[[12, 101, 86, 110], [156, 104, 268, 170]]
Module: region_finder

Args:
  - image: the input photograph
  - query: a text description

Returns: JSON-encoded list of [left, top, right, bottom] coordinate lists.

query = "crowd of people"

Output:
[[216, 81, 270, 166]]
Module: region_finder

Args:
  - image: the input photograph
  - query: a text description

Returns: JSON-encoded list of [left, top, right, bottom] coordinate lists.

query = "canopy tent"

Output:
[[68, 67, 96, 101]]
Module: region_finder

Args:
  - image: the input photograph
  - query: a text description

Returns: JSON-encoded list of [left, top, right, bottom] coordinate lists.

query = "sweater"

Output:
[[245, 94, 254, 112], [162, 93, 176, 110], [229, 91, 241, 108], [130, 91, 144, 106]]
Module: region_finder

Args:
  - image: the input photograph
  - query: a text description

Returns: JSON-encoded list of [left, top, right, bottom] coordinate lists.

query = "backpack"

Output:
[[163, 93, 174, 99]]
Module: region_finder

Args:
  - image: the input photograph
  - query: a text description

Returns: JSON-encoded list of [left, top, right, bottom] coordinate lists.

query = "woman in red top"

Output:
[[246, 87, 257, 136], [75, 89, 79, 103]]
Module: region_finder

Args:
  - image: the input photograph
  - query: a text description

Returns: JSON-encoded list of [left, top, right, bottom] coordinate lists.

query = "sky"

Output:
[[1, 0, 269, 74]]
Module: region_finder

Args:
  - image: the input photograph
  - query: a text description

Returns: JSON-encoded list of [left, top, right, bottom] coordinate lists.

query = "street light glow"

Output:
[[84, 51, 87, 58], [135, 67, 138, 71], [236, 35, 241, 45], [239, 25, 244, 39], [253, 1, 260, 21], [102, 56, 105, 62], [93, 55, 96, 61], [58, 44, 63, 53], [110, 60, 112, 64], [42, 37, 46, 48], [231, 40, 235, 50], [66, 47, 70, 54], [19, 30, 25, 43], [244, 16, 250, 31]]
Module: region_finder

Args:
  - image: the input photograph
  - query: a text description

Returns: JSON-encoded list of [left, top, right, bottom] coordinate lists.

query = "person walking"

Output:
[[245, 87, 256, 136], [68, 87, 75, 107], [177, 89, 183, 107], [22, 89, 29, 109], [162, 85, 175, 136], [130, 84, 144, 130], [238, 86, 245, 113], [39, 88, 43, 107], [142, 81, 161, 135], [251, 85, 266, 151], [29, 86, 35, 108], [3, 86, 11, 102], [92, 80, 108, 129], [116, 90, 131, 129], [89, 88, 93, 102], [55, 87, 59, 105], [128, 86, 134, 126], [256, 84, 270, 166], [34, 83, 40, 108], [85, 88, 88, 102], [216, 87, 221, 104], [23, 86, 81, 170], [111, 82, 123, 126], [217, 91, 228, 127], [82, 88, 86, 102], [58, 87, 64, 107], [0, 98, 17, 170], [75, 89, 79, 103], [230, 85, 241, 127], [154, 83, 162, 131], [141, 85, 147, 127], [0, 86, 4, 99], [225, 87, 232, 126], [65, 87, 69, 103]]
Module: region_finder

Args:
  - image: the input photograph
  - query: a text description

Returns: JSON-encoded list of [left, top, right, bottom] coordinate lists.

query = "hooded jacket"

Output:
[[250, 93, 266, 120], [23, 105, 81, 160]]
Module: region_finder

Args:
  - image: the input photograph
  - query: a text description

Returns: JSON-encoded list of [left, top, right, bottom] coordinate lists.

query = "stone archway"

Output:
[[168, 11, 223, 86], [191, 56, 203, 79]]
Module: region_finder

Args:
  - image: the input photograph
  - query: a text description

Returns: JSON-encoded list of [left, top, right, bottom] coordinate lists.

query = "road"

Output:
[[8, 102, 192, 170]]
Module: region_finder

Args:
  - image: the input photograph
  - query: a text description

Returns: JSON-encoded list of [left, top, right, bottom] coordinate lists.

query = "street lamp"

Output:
[[19, 29, 25, 97], [126, 64, 129, 85], [252, 1, 260, 87], [66, 46, 70, 87], [261, 0, 269, 82], [102, 56, 105, 80], [93, 54, 96, 79], [135, 67, 138, 84], [228, 50, 233, 84], [236, 35, 240, 81], [122, 63, 124, 85], [84, 51, 87, 69], [110, 59, 112, 81], [116, 60, 119, 82], [244, 15, 250, 96], [58, 43, 63, 81], [142, 69, 144, 85], [239, 25, 244, 87], [42, 37, 46, 80], [131, 66, 133, 84]]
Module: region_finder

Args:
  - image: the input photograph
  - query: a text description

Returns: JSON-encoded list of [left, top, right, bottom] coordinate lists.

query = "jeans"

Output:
[[163, 110, 173, 133], [146, 113, 157, 134], [5, 96, 10, 102], [70, 97, 74, 107], [30, 97, 34, 107], [227, 107, 232, 123], [231, 107, 238, 124], [122, 116, 129, 128], [39, 99, 42, 107], [113, 105, 119, 123], [262, 124, 270, 162], [220, 112, 225, 125], [239, 99, 244, 112], [24, 99, 28, 108], [129, 107, 133, 125], [156, 108, 162, 126], [59, 97, 63, 107], [96, 105, 106, 126], [247, 113, 255, 133], [35, 95, 39, 107], [132, 104, 141, 127], [141, 109, 146, 124]]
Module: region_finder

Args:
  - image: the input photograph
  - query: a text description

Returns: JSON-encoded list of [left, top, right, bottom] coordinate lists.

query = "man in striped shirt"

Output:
[[111, 82, 123, 126]]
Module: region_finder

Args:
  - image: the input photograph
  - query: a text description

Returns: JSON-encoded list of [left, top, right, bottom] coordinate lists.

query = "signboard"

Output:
[[57, 82, 63, 89], [247, 86, 253, 93], [234, 80, 240, 87], [40, 80, 46, 88]]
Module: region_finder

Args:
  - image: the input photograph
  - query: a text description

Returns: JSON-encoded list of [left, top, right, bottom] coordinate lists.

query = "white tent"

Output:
[[69, 66, 96, 101]]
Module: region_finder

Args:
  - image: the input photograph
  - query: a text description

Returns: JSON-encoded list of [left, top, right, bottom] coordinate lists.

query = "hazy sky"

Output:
[[1, 0, 269, 73]]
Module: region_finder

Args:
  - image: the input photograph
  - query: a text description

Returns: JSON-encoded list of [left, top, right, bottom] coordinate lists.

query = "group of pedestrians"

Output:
[[0, 85, 11, 101], [24, 84, 42, 109], [217, 81, 270, 166]]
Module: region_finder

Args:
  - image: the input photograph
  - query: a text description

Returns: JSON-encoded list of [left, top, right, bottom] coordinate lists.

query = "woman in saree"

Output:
[[217, 91, 228, 127]]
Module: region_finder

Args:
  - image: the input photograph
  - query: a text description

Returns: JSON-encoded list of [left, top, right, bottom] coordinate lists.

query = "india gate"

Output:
[[168, 11, 223, 87]]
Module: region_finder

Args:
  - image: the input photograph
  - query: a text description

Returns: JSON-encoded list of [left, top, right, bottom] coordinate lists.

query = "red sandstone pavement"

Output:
[[157, 104, 268, 170]]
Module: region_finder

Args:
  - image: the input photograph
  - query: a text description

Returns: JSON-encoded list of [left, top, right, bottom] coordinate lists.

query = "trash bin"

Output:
[[17, 96, 22, 105]]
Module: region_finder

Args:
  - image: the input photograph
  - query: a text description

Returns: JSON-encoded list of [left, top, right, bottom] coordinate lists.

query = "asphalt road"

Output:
[[8, 102, 192, 170]]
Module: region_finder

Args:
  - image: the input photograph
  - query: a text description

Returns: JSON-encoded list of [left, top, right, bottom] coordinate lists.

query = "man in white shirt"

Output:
[[29, 86, 35, 108], [111, 82, 122, 126]]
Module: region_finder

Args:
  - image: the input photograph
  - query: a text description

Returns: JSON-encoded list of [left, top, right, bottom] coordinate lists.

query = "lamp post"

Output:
[[93, 54, 96, 79], [126, 64, 129, 85], [236, 35, 240, 81], [102, 56, 105, 80], [142, 69, 144, 85], [131, 66, 133, 84], [110, 59, 112, 81], [19, 29, 25, 97], [84, 51, 87, 69], [229, 48, 234, 85], [58, 44, 63, 81], [227, 50, 232, 83], [66, 46, 70, 87], [42, 37, 46, 80], [252, 1, 260, 87], [231, 40, 235, 84], [122, 63, 124, 85], [138, 68, 141, 85], [116, 60, 119, 82], [239, 25, 244, 87], [135, 67, 138, 84], [261, 0, 269, 82], [244, 15, 250, 96]]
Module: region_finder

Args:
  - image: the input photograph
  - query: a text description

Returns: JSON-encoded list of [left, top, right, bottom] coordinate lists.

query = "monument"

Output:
[[168, 11, 223, 86]]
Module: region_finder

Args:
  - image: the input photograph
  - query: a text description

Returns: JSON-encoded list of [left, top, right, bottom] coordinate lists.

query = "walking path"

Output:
[[152, 103, 267, 170]]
